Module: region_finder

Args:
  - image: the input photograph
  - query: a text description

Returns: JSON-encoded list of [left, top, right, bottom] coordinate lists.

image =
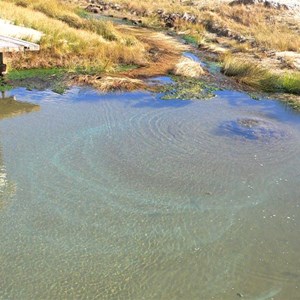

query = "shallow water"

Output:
[[0, 87, 300, 299], [183, 52, 221, 74]]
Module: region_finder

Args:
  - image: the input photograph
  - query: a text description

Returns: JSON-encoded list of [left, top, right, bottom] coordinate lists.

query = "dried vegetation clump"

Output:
[[74, 75, 146, 91], [174, 57, 205, 78]]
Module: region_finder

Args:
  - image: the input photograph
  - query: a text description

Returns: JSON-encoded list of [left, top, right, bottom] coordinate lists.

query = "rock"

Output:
[[275, 51, 300, 70], [86, 5, 101, 13], [111, 4, 121, 11], [164, 15, 178, 28], [149, 47, 159, 55], [237, 35, 247, 42], [181, 12, 197, 23], [229, 0, 293, 10], [156, 9, 165, 15]]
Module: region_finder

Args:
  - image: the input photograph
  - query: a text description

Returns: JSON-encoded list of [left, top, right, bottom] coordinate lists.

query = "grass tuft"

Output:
[[174, 57, 205, 78], [222, 55, 300, 95]]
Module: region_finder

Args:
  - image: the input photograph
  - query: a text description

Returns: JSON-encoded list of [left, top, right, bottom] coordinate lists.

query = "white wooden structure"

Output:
[[0, 35, 40, 75], [0, 35, 40, 52]]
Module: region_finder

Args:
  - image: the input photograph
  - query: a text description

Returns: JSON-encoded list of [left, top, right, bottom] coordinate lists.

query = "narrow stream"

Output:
[[0, 86, 299, 299]]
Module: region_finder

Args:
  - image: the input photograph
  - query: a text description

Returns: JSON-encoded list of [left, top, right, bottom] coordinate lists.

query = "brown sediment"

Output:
[[117, 25, 188, 78]]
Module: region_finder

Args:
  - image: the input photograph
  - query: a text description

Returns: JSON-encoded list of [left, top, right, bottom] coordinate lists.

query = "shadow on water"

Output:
[[9, 87, 192, 109], [216, 90, 300, 121], [0, 91, 40, 209], [77, 89, 192, 109], [0, 91, 40, 120], [6, 86, 300, 121]]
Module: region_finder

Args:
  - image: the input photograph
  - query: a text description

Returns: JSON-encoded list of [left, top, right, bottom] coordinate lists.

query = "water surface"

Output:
[[0, 87, 299, 299]]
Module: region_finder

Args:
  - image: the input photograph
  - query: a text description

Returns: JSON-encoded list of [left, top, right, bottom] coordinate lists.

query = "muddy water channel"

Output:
[[0, 87, 300, 299]]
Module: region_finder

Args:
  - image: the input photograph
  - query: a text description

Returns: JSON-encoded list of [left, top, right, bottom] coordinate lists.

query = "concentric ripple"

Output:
[[1, 88, 300, 299]]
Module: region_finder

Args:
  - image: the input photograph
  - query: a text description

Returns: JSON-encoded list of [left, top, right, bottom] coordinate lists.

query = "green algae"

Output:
[[5, 68, 68, 94], [160, 76, 219, 100], [7, 68, 64, 81], [182, 35, 199, 46]]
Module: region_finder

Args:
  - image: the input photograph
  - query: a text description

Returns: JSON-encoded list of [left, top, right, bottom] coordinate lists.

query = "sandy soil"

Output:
[[194, 0, 300, 17]]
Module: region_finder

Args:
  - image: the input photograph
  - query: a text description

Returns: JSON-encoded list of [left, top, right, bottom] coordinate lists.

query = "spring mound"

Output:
[[219, 117, 287, 141]]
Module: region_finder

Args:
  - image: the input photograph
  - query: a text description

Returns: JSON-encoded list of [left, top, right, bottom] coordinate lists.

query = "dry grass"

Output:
[[98, 0, 300, 52], [118, 26, 187, 78], [0, 0, 146, 71], [74, 75, 146, 91], [222, 54, 300, 94], [216, 4, 300, 51], [174, 57, 205, 78], [8, 0, 136, 42], [2, 0, 299, 94], [252, 24, 300, 51], [0, 0, 187, 81], [221, 54, 274, 88]]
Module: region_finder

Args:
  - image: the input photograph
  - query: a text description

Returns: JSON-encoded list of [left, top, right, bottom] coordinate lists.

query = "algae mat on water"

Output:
[[161, 76, 219, 100]]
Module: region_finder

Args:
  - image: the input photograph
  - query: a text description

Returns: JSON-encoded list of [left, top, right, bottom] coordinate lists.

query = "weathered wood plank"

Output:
[[0, 19, 42, 42], [0, 35, 40, 52]]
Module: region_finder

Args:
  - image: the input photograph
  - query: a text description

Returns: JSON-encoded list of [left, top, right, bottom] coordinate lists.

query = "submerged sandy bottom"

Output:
[[0, 87, 299, 299]]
